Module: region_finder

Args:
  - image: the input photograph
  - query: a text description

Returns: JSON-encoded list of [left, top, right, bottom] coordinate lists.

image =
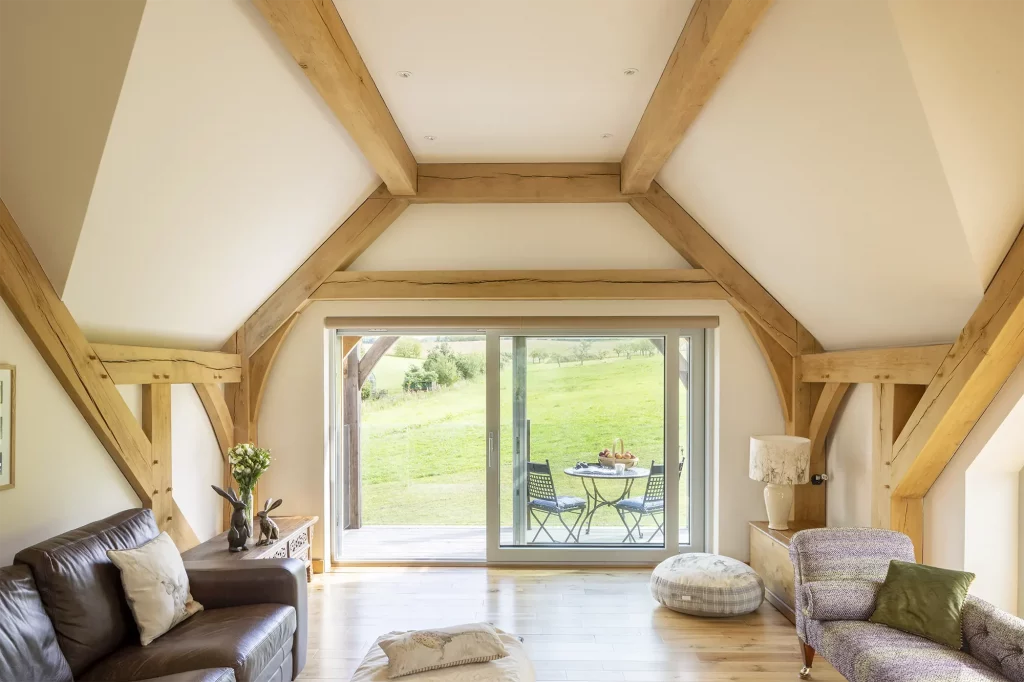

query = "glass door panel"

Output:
[[494, 335, 673, 556]]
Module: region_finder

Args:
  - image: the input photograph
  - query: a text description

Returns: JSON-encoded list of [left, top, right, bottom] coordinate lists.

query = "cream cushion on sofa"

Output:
[[352, 629, 534, 681]]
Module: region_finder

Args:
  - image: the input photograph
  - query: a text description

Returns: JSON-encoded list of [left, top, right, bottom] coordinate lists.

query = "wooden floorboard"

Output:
[[302, 567, 843, 681]]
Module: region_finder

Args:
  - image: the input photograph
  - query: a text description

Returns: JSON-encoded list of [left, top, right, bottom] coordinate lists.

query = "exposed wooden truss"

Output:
[[142, 385, 173, 533], [632, 183, 798, 355], [373, 163, 638, 203], [244, 192, 408, 356], [92, 343, 241, 384], [357, 336, 398, 388], [312, 269, 728, 301], [891, 226, 1024, 501], [249, 313, 299, 426], [800, 345, 950, 385], [620, 0, 774, 193], [251, 0, 416, 195], [1, 200, 200, 549], [193, 382, 235, 531]]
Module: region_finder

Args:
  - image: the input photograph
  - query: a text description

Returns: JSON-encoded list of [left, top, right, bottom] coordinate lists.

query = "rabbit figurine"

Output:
[[256, 498, 283, 546], [211, 485, 251, 552]]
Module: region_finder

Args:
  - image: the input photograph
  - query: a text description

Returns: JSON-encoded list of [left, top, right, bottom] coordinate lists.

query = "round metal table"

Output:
[[563, 465, 650, 537]]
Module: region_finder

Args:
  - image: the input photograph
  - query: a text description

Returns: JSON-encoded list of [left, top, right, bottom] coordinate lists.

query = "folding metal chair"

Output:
[[527, 460, 586, 543], [615, 461, 667, 543]]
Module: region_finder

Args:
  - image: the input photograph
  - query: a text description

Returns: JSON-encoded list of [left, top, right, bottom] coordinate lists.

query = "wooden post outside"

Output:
[[343, 344, 361, 529]]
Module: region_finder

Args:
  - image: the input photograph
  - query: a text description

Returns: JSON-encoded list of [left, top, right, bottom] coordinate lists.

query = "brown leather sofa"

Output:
[[0, 509, 307, 682]]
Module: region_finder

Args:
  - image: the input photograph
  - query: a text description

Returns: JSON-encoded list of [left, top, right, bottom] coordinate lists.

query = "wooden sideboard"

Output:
[[182, 516, 319, 582], [749, 521, 820, 624]]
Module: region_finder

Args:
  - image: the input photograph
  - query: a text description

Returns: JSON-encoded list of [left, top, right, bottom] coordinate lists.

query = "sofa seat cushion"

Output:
[[137, 669, 235, 682], [809, 619, 1007, 682], [81, 604, 295, 682]]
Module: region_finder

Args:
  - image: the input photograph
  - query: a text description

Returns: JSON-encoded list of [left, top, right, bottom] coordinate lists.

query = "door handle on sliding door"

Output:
[[488, 432, 494, 469]]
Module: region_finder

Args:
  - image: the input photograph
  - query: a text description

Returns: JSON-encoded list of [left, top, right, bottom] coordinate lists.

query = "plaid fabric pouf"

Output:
[[651, 553, 765, 617]]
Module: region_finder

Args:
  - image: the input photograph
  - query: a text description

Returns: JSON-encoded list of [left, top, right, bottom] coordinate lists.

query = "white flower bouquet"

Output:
[[227, 443, 271, 521]]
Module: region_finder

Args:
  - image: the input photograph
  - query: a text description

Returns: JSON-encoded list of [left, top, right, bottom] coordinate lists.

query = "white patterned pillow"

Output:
[[378, 623, 509, 678], [107, 532, 203, 645]]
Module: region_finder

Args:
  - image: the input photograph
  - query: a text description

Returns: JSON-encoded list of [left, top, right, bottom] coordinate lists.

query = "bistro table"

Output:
[[563, 465, 650, 538]]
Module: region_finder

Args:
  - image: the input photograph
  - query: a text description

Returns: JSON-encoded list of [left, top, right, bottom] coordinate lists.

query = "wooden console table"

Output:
[[749, 521, 820, 624], [183, 516, 319, 582]]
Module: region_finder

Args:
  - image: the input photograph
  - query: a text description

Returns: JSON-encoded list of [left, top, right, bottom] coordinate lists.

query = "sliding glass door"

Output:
[[332, 325, 705, 564], [485, 329, 704, 563]]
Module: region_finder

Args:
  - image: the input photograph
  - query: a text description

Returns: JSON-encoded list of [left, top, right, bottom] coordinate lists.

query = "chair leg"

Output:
[[648, 513, 665, 543], [530, 510, 557, 543], [557, 511, 581, 543], [617, 508, 634, 542], [799, 641, 815, 679], [626, 513, 644, 543]]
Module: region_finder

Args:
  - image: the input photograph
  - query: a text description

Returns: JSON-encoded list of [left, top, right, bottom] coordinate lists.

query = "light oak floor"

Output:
[[302, 567, 844, 681]]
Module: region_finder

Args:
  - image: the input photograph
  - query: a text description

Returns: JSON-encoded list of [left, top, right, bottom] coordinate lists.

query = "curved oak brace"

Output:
[[734, 303, 793, 425], [342, 335, 362, 358], [249, 313, 299, 425], [194, 382, 235, 532], [809, 382, 850, 464], [357, 336, 399, 388]]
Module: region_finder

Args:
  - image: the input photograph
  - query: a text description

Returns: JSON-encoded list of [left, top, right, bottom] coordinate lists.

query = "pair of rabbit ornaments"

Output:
[[211, 485, 283, 552]]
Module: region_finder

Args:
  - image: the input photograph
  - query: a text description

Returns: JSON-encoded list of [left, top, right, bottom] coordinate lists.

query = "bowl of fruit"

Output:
[[598, 438, 638, 469]]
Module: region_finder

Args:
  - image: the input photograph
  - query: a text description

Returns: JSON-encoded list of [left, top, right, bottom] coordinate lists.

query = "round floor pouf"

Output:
[[651, 553, 765, 617]]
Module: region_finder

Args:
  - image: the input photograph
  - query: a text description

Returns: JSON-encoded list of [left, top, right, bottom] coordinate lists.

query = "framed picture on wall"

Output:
[[0, 364, 14, 491]]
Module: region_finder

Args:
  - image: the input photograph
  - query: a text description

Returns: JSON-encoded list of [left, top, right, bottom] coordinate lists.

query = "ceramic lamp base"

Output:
[[764, 483, 794, 530]]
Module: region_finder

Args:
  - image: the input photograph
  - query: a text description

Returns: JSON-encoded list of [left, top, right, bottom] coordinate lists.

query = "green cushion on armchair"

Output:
[[869, 560, 975, 649]]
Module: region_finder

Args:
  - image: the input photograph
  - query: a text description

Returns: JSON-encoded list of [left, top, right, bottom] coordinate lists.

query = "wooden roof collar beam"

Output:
[[620, 0, 774, 194]]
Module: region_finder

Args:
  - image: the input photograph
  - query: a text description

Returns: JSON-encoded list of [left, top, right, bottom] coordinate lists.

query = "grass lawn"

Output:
[[360, 340, 690, 533]]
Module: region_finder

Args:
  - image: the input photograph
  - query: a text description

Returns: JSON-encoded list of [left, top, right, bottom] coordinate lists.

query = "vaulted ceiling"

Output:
[[1, 0, 1021, 351]]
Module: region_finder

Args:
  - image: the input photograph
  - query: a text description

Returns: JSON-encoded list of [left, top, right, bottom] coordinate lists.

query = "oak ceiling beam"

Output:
[[891, 225, 1024, 500], [800, 344, 951, 385], [243, 191, 408, 356], [632, 182, 798, 354], [373, 163, 638, 203], [92, 344, 242, 384], [620, 0, 773, 193], [252, 0, 417, 195], [311, 269, 729, 301], [0, 199, 155, 505]]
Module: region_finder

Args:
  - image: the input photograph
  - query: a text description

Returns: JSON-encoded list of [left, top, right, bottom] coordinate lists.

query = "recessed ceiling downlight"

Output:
[[423, 135, 437, 141], [623, 68, 639, 76], [601, 133, 614, 139], [397, 70, 412, 78]]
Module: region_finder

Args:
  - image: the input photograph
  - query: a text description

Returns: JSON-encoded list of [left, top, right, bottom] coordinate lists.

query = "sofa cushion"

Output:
[[80, 604, 296, 682], [0, 565, 73, 682], [809, 619, 1008, 682], [801, 580, 881, 621], [14, 508, 159, 676], [963, 596, 1024, 682], [137, 670, 235, 682]]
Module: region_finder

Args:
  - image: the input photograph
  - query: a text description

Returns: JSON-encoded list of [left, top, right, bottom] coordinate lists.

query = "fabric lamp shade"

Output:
[[749, 435, 811, 485]]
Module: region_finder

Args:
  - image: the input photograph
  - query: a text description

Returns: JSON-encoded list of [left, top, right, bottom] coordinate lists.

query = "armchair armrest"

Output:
[[184, 559, 307, 677], [801, 580, 880, 622]]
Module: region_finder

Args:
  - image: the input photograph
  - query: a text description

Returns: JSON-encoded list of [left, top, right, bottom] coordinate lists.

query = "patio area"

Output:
[[338, 525, 690, 562]]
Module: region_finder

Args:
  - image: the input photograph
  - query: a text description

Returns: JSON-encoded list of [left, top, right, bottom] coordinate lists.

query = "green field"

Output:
[[360, 338, 689, 532]]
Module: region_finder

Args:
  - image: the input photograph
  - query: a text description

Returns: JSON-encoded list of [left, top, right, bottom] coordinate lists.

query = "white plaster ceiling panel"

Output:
[[349, 203, 691, 271], [0, 0, 145, 296], [63, 0, 378, 349], [334, 0, 693, 162], [889, 0, 1024, 289], [658, 0, 984, 350]]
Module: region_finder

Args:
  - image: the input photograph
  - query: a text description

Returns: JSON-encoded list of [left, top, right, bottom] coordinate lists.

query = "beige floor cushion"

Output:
[[352, 629, 534, 681], [651, 552, 765, 617]]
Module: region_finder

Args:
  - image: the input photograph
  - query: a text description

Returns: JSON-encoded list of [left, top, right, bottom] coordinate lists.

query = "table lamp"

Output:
[[749, 435, 811, 530]]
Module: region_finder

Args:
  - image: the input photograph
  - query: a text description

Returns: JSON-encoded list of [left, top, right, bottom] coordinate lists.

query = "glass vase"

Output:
[[239, 486, 255, 538]]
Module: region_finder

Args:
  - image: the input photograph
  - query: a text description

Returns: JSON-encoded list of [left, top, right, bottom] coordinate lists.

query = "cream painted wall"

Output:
[[62, 0, 378, 349], [925, 360, 1024, 616], [0, 300, 140, 565], [965, 469, 1019, 614], [118, 384, 224, 542], [659, 0, 984, 350], [258, 299, 783, 564], [825, 384, 873, 528], [0, 0, 145, 296], [888, 0, 1024, 288]]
